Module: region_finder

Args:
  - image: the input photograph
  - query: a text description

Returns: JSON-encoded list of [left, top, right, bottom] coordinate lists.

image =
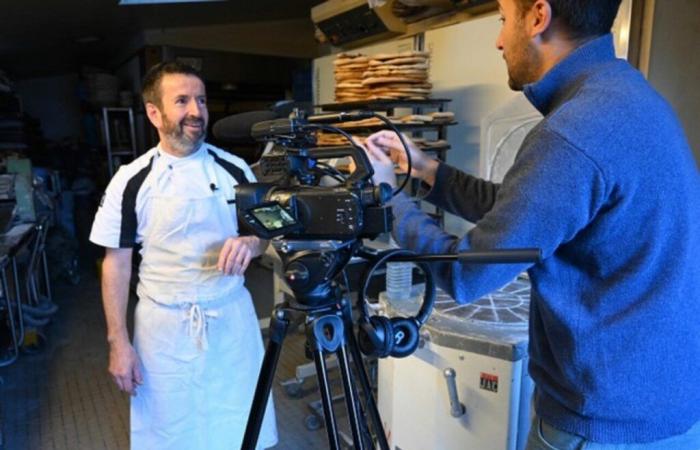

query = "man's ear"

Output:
[[527, 0, 553, 38], [145, 102, 162, 129]]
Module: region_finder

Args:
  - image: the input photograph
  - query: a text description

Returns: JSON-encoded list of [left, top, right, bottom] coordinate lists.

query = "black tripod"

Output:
[[241, 240, 389, 450], [241, 240, 541, 450]]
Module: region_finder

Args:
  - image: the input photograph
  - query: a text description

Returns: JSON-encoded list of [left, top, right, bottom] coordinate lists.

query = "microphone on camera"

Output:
[[306, 111, 375, 123], [250, 111, 376, 140], [212, 110, 278, 143]]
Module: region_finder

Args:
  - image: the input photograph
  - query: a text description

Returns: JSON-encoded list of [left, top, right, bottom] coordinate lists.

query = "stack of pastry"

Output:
[[362, 50, 431, 100], [315, 132, 366, 147], [334, 54, 371, 103]]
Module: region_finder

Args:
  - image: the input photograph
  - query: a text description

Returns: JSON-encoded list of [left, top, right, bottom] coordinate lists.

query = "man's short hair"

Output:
[[516, 0, 623, 41], [141, 61, 203, 107]]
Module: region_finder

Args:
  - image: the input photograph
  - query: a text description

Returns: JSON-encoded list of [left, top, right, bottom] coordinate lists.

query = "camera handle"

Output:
[[307, 145, 375, 186]]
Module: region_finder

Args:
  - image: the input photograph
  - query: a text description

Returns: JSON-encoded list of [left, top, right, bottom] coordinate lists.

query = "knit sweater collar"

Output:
[[524, 33, 616, 115]]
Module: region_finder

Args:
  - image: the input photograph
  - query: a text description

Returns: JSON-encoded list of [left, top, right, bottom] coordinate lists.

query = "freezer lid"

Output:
[[381, 277, 530, 361]]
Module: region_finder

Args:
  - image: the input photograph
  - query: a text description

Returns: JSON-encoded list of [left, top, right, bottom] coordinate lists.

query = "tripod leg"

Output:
[[344, 312, 391, 450], [241, 308, 290, 450], [311, 345, 341, 449], [336, 342, 366, 450]]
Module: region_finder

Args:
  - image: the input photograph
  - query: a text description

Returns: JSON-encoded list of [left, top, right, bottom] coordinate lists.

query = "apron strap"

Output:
[[184, 303, 220, 351]]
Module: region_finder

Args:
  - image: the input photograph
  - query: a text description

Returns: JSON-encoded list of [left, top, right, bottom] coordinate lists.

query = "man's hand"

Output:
[[365, 130, 439, 186], [108, 339, 143, 396], [217, 235, 266, 275], [364, 134, 398, 188], [101, 247, 140, 395]]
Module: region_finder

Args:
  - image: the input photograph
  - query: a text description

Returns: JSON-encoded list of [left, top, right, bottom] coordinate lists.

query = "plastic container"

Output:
[[386, 261, 413, 301], [385, 238, 414, 301]]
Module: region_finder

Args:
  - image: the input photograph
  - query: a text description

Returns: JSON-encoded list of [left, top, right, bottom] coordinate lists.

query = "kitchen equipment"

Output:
[[377, 277, 533, 450]]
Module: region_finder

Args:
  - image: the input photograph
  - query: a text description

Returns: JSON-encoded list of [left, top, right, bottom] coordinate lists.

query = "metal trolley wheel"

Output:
[[304, 414, 323, 431], [282, 379, 304, 398]]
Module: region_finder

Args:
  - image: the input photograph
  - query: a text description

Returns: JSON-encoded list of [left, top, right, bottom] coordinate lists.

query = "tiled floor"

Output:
[[0, 267, 364, 450]]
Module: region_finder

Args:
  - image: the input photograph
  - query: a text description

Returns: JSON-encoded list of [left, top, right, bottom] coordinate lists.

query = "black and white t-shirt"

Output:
[[89, 143, 255, 249]]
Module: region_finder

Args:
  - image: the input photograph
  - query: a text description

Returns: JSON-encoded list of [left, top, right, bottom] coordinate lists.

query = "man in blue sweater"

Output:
[[364, 0, 700, 448]]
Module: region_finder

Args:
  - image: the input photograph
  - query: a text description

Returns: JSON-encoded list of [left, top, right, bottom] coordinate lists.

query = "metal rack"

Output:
[[101, 107, 137, 177]]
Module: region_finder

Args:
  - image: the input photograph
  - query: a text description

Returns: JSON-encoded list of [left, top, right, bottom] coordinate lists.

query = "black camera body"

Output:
[[237, 182, 392, 240], [235, 115, 393, 241]]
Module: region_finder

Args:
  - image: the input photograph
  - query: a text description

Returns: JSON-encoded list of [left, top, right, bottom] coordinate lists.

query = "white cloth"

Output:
[[91, 144, 277, 449], [132, 291, 278, 450], [138, 149, 243, 303]]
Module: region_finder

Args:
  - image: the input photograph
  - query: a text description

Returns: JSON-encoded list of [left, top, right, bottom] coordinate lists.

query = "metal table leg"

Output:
[[0, 257, 18, 366]]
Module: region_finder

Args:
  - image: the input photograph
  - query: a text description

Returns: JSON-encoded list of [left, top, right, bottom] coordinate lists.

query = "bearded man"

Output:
[[90, 61, 278, 450]]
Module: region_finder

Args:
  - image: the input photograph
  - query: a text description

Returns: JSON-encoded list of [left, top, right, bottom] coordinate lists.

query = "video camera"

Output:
[[232, 107, 542, 450], [235, 110, 394, 241]]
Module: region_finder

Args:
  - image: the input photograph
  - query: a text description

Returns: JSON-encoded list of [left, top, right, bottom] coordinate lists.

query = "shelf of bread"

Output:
[[333, 51, 434, 103]]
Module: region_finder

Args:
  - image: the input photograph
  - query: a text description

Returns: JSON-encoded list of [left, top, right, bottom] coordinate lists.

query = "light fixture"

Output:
[[119, 0, 226, 5]]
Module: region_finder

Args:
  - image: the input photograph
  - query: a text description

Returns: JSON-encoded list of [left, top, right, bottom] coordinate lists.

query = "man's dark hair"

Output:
[[516, 0, 623, 41], [141, 61, 203, 107]]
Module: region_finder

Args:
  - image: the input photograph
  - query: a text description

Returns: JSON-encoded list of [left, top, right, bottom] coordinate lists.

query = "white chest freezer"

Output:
[[377, 278, 533, 450]]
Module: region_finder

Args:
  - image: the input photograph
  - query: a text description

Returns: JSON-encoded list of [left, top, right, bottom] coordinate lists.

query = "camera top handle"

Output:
[[305, 145, 374, 187]]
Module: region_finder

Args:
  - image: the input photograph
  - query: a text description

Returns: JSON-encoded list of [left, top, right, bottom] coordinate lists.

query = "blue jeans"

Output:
[[526, 416, 700, 450]]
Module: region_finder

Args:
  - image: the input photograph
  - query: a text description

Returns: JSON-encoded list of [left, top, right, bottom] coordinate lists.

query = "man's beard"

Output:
[[162, 114, 206, 155], [506, 33, 541, 91]]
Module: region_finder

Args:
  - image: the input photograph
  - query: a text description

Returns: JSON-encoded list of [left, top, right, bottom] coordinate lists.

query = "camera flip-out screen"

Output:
[[242, 202, 302, 239]]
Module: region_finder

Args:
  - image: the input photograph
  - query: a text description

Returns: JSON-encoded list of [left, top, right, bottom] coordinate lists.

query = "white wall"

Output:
[[16, 74, 82, 141], [425, 13, 518, 234], [646, 0, 700, 163]]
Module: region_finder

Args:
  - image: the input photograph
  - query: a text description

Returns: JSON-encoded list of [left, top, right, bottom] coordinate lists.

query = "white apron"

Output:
[[131, 152, 278, 450]]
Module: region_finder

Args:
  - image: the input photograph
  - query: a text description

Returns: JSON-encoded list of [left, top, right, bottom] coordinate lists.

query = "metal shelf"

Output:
[[335, 121, 457, 133], [102, 107, 137, 178], [318, 98, 452, 111]]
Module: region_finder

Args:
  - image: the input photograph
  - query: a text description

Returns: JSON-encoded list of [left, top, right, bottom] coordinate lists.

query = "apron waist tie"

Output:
[[184, 303, 220, 351]]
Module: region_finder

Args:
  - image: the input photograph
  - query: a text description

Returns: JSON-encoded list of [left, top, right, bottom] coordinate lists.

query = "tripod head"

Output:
[[270, 239, 357, 307]]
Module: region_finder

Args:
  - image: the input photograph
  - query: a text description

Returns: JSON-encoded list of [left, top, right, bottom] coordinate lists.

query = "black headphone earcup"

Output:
[[358, 320, 379, 356], [388, 317, 420, 358], [379, 317, 395, 358], [357, 316, 394, 358]]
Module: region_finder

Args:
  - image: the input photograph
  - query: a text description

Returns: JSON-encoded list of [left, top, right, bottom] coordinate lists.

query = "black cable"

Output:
[[305, 116, 413, 196], [364, 113, 413, 197], [316, 162, 346, 183]]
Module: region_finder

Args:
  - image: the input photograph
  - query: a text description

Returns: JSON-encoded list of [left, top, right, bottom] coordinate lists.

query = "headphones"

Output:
[[356, 248, 436, 359]]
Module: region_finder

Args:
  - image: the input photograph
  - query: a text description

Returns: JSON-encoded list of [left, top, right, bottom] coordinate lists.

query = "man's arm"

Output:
[[390, 128, 607, 304], [419, 163, 500, 223], [101, 247, 142, 395], [217, 236, 269, 276]]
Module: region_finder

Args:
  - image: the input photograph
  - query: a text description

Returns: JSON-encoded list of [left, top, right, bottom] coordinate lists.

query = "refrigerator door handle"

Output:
[[443, 368, 466, 418]]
